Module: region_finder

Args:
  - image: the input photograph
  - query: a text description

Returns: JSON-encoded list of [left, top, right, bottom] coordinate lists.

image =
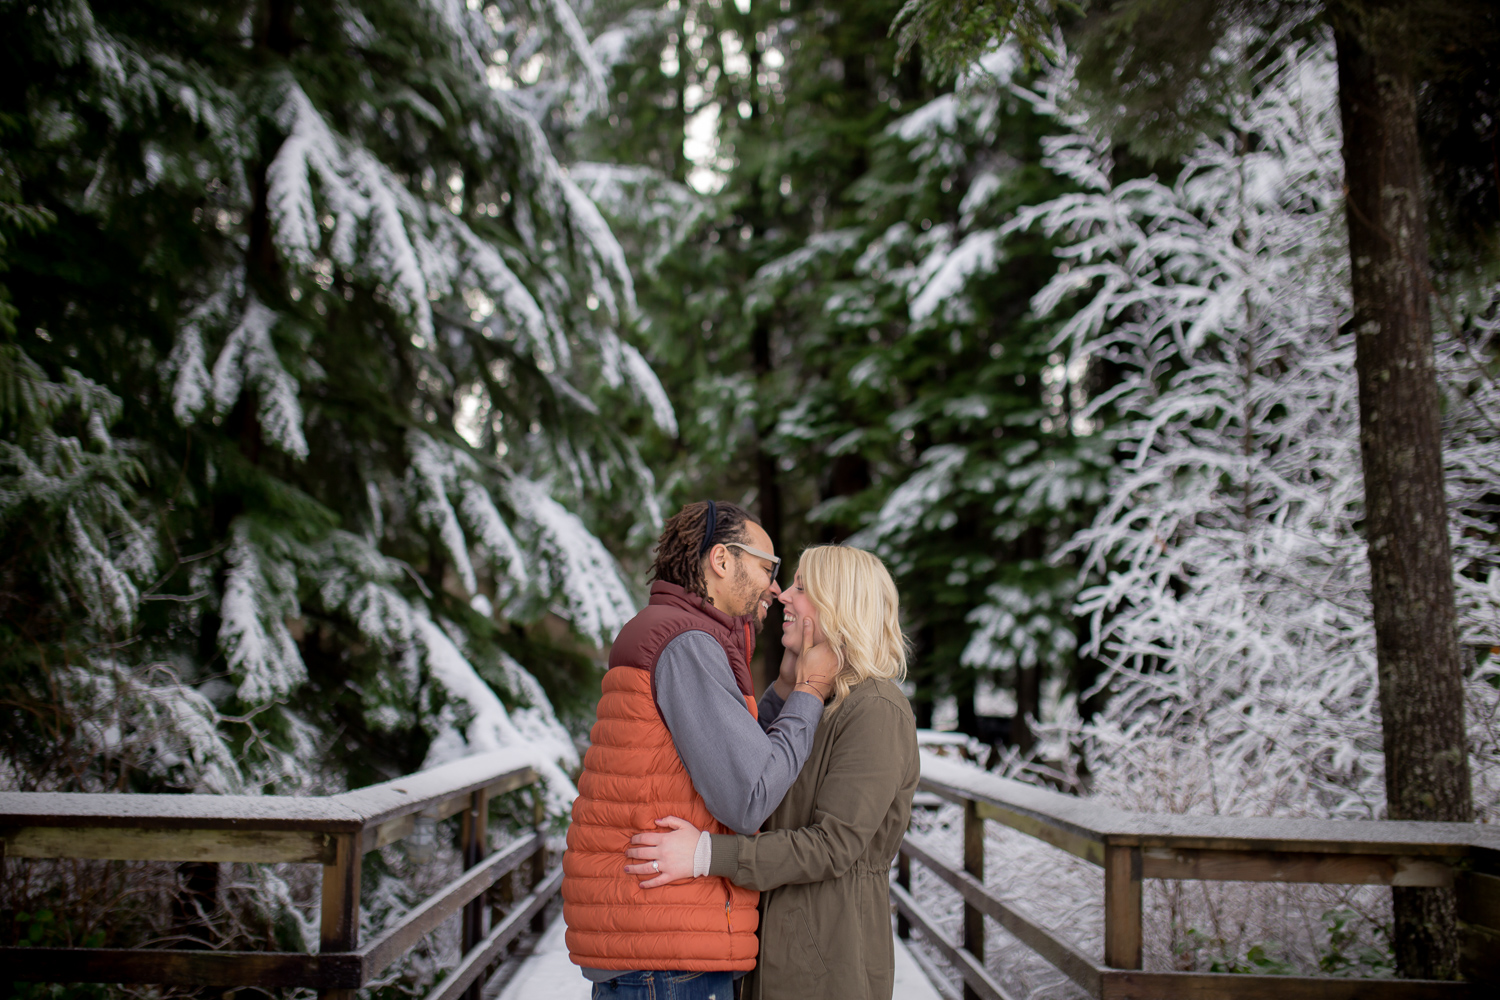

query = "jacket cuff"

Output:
[[692, 830, 713, 877], [708, 833, 740, 879]]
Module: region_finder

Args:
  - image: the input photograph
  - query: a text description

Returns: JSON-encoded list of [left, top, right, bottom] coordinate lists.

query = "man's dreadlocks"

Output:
[[650, 500, 756, 598]]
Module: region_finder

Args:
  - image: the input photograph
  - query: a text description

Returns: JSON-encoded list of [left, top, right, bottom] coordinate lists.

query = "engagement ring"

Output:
[[651, 860, 659, 872]]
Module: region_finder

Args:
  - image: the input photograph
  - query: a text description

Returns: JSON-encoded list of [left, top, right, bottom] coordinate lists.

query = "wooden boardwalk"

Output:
[[492, 915, 944, 1000]]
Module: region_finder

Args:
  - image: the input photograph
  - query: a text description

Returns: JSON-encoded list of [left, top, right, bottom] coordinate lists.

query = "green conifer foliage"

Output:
[[2, 0, 674, 971], [770, 52, 1110, 751], [1, 0, 669, 803], [571, 1, 1110, 752]]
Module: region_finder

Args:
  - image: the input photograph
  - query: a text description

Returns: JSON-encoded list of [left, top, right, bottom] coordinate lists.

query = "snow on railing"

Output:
[[896, 750, 1500, 999], [0, 749, 559, 1000]]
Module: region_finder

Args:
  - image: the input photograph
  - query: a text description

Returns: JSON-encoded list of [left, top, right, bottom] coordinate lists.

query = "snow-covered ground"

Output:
[[495, 910, 944, 1000]]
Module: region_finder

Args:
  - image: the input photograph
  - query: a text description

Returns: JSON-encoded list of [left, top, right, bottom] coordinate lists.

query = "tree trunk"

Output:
[[911, 624, 936, 729], [956, 683, 977, 737], [248, 0, 293, 287], [1333, 6, 1473, 978], [171, 861, 219, 950], [821, 452, 871, 543], [1015, 664, 1040, 756], [672, 12, 690, 184], [753, 319, 785, 694]]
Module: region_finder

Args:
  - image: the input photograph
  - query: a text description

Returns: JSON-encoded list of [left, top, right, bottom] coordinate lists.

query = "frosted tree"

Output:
[[1003, 32, 1382, 817], [965, 30, 1500, 972], [1438, 289, 1500, 822], [819, 48, 1109, 745], [574, 0, 1110, 732], [1, 0, 671, 973], [900, 0, 1498, 977]]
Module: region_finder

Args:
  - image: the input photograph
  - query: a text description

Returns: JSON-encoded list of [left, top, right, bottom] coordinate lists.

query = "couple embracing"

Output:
[[562, 500, 921, 1000]]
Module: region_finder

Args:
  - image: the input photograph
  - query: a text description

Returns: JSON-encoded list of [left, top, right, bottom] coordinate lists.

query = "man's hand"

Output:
[[793, 617, 837, 701], [624, 816, 701, 888]]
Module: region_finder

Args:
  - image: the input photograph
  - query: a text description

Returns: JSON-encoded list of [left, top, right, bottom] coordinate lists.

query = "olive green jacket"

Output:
[[709, 678, 919, 1000]]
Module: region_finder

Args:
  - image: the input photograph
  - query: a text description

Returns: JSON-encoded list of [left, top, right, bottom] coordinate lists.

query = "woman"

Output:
[[624, 545, 920, 1000]]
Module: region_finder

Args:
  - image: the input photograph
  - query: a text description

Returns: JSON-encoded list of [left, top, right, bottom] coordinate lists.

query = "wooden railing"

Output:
[[894, 752, 1500, 999], [0, 752, 561, 999]]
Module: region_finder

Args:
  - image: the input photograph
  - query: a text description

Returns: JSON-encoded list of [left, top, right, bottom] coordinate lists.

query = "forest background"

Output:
[[2, 0, 1498, 994]]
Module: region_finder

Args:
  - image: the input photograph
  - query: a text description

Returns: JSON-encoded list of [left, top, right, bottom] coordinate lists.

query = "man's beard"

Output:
[[731, 563, 769, 632]]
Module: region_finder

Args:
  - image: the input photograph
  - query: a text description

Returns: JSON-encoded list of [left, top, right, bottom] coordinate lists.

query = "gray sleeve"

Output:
[[758, 684, 787, 730], [655, 631, 824, 835]]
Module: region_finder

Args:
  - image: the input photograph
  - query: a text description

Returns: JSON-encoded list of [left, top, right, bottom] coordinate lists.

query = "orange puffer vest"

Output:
[[563, 581, 761, 971]]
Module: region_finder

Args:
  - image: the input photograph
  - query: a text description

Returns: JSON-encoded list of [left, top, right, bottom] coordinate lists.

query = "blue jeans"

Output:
[[591, 970, 735, 1000]]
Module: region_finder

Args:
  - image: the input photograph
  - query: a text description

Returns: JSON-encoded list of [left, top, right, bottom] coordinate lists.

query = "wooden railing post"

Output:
[[529, 789, 547, 934], [460, 789, 488, 1000], [319, 832, 361, 1000], [1103, 843, 1142, 970], [962, 798, 985, 1000], [896, 848, 911, 940]]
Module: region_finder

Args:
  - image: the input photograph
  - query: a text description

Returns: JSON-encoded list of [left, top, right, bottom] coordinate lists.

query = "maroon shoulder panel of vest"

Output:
[[608, 580, 757, 699]]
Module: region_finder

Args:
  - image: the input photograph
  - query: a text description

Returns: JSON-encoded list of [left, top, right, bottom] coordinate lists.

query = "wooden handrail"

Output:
[[0, 751, 564, 998], [0, 763, 541, 866], [918, 754, 1500, 859], [898, 751, 1500, 997]]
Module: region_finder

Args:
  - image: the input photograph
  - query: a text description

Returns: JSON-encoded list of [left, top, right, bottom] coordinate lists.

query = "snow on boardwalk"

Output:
[[494, 913, 943, 1000]]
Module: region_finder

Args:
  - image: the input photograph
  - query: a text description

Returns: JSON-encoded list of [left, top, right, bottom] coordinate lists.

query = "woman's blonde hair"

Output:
[[797, 545, 908, 711]]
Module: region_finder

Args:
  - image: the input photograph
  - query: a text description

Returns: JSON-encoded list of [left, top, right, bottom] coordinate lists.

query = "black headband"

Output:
[[698, 499, 718, 557]]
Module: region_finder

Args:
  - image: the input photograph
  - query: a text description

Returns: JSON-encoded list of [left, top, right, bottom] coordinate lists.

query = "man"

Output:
[[562, 500, 834, 997]]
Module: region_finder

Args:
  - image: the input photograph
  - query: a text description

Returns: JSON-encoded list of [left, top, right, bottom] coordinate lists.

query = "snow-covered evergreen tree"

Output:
[[570, 1, 1111, 743], [947, 29, 1500, 975], [831, 48, 1110, 748], [1011, 27, 1499, 822], [1010, 32, 1386, 818], [1, 0, 670, 972]]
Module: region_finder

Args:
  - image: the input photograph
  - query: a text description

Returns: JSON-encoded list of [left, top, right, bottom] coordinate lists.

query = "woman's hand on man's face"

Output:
[[793, 617, 836, 700], [625, 816, 701, 888], [772, 644, 800, 700]]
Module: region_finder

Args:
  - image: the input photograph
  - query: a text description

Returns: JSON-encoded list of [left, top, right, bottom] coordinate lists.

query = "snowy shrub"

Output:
[[735, 42, 1113, 732], [1013, 32, 1390, 823], [906, 29, 1498, 986], [1441, 292, 1500, 822], [1010, 30, 1500, 829]]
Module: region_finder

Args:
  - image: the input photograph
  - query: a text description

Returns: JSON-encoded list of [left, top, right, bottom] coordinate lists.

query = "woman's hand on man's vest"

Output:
[[625, 816, 701, 887]]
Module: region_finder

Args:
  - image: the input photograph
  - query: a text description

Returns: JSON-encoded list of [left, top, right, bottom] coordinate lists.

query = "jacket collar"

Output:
[[648, 580, 758, 662]]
